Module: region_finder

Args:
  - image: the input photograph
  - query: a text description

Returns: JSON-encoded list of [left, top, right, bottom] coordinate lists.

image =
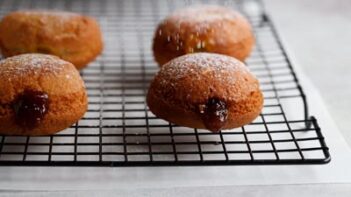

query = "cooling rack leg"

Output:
[[300, 88, 312, 129]]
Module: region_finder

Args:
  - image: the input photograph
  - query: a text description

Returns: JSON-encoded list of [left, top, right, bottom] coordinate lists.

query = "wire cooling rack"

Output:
[[0, 0, 330, 166]]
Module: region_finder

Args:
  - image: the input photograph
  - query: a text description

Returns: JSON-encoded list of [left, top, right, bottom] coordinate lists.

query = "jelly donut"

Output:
[[152, 5, 255, 66], [147, 53, 263, 132], [0, 10, 103, 69], [0, 54, 88, 135]]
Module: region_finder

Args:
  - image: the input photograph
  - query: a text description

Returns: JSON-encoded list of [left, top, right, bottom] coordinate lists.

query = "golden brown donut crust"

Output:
[[0, 10, 103, 69], [147, 53, 263, 132], [0, 54, 88, 135], [152, 5, 255, 66]]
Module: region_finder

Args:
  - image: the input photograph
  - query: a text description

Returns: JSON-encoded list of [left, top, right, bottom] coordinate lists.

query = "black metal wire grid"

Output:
[[0, 0, 330, 166]]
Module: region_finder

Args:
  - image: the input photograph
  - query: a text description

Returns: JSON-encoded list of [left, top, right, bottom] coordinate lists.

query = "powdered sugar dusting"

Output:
[[161, 5, 238, 31], [169, 5, 238, 23], [160, 52, 249, 81], [156, 5, 242, 56], [12, 10, 81, 27], [164, 5, 238, 34], [19, 10, 79, 19], [0, 54, 67, 77], [154, 53, 258, 102]]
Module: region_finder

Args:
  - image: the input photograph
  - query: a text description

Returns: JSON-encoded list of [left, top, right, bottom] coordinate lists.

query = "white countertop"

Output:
[[265, 0, 351, 148]]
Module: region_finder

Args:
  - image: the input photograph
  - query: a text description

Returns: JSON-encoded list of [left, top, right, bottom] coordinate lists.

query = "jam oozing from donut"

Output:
[[199, 98, 228, 132], [12, 90, 49, 129]]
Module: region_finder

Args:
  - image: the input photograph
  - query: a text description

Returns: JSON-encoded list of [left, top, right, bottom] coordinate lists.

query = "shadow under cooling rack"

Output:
[[0, 0, 330, 166]]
